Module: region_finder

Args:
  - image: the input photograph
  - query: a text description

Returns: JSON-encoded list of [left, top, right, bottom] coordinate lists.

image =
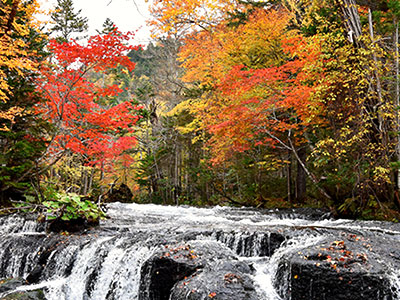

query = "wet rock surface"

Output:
[[170, 260, 258, 300], [46, 217, 99, 233], [0, 278, 44, 300], [275, 232, 397, 300], [0, 278, 27, 293], [138, 240, 261, 300], [139, 240, 239, 300]]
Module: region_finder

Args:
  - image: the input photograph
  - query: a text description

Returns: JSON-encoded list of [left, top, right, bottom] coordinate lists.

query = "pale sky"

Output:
[[39, 0, 152, 45]]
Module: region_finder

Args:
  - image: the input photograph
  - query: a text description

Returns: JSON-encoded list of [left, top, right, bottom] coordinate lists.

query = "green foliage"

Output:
[[96, 18, 116, 34], [50, 0, 88, 42], [43, 193, 105, 222]]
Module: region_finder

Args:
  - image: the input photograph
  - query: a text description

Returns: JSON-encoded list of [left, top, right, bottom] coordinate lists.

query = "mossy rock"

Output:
[[0, 278, 26, 293], [0, 278, 45, 300], [2, 290, 45, 300]]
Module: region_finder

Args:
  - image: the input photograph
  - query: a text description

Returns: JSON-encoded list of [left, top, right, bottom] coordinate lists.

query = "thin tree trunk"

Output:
[[265, 130, 332, 201], [35, 162, 44, 202], [1, 1, 20, 37], [287, 136, 332, 200], [296, 146, 307, 203], [88, 168, 94, 195], [174, 144, 179, 205], [368, 8, 384, 110], [81, 169, 87, 195], [237, 173, 241, 200], [395, 20, 400, 190], [341, 0, 362, 44], [287, 150, 292, 202]]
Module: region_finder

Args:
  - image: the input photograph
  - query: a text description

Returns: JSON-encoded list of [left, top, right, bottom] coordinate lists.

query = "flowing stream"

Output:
[[0, 203, 399, 299]]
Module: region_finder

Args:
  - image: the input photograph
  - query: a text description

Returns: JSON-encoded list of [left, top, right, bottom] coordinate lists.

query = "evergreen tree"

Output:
[[96, 18, 116, 34], [50, 0, 88, 42]]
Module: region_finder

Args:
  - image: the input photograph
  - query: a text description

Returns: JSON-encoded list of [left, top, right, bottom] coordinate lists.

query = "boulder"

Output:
[[170, 260, 258, 300], [274, 234, 395, 300], [105, 183, 133, 203], [46, 217, 98, 233], [139, 240, 258, 300]]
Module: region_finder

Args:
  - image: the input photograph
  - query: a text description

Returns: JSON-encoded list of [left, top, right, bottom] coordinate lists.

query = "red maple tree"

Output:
[[37, 28, 142, 168]]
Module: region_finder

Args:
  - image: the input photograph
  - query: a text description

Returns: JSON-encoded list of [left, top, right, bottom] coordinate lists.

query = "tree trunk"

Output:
[[287, 150, 292, 202], [1, 1, 21, 37], [340, 0, 362, 44], [296, 146, 307, 203]]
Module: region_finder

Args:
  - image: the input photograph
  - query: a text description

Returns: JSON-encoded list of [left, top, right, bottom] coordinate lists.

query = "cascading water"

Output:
[[0, 203, 399, 300]]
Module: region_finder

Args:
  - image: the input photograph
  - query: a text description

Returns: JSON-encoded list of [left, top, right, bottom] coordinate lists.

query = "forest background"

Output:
[[1, 0, 400, 222]]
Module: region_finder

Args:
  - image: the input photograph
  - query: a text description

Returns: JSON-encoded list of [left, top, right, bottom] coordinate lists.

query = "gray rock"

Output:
[[170, 260, 258, 300], [274, 234, 395, 300], [139, 240, 259, 300]]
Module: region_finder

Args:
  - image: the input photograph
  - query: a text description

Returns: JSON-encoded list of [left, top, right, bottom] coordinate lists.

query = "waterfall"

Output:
[[0, 203, 399, 300]]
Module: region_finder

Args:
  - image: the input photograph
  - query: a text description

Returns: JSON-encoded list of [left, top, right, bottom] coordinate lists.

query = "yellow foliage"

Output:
[[0, 0, 43, 103], [0, 106, 24, 131]]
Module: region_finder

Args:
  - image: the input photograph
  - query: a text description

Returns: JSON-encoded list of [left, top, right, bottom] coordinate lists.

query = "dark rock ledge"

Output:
[[139, 240, 259, 300], [274, 233, 396, 300]]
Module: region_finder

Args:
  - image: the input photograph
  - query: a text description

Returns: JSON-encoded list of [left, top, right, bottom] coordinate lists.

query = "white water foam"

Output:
[[252, 235, 325, 300]]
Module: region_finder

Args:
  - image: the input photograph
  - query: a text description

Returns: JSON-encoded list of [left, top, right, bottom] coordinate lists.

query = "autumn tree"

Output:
[[0, 0, 49, 204], [271, 0, 400, 217], [37, 28, 142, 197], [148, 2, 295, 204], [0, 0, 41, 105], [150, 2, 323, 202], [145, 0, 400, 218]]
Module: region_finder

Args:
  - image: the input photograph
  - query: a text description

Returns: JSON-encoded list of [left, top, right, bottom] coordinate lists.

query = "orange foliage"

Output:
[[149, 0, 238, 35], [150, 1, 327, 164], [180, 8, 325, 164], [179, 8, 292, 86]]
